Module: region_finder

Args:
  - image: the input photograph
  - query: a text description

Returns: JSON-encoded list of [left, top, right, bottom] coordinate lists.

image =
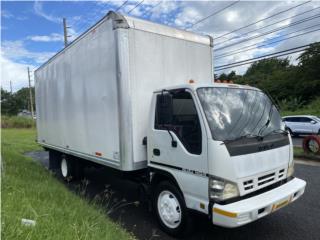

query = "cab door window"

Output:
[[155, 90, 202, 155]]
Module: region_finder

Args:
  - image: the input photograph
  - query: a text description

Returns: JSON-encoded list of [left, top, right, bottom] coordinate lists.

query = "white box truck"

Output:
[[35, 11, 306, 237]]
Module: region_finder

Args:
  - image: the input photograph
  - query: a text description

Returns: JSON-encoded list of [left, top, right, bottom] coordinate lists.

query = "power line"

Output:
[[215, 6, 320, 46], [215, 25, 320, 59], [214, 1, 312, 40], [214, 49, 306, 71], [76, 3, 107, 34], [215, 14, 320, 51], [127, 0, 144, 14], [142, 1, 162, 16], [116, 0, 129, 12], [214, 43, 317, 71], [186, 1, 240, 30], [215, 47, 308, 70], [216, 44, 312, 70]]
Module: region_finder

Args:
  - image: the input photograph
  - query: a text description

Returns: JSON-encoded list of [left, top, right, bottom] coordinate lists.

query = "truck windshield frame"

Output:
[[196, 87, 284, 142]]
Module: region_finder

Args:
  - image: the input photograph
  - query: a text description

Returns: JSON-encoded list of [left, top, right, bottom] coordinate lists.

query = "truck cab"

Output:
[[147, 82, 306, 235]]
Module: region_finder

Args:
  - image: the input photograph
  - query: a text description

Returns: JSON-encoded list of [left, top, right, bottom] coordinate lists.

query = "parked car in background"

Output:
[[283, 115, 320, 136]]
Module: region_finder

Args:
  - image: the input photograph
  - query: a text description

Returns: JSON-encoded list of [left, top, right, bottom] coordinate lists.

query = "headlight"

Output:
[[287, 161, 294, 177], [209, 176, 239, 201]]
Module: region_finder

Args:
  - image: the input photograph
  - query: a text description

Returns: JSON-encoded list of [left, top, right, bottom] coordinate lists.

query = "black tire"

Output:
[[153, 181, 193, 237], [48, 150, 61, 172], [59, 155, 84, 182]]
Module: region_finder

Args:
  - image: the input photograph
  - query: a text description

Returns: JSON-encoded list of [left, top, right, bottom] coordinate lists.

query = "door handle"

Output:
[[153, 148, 160, 156]]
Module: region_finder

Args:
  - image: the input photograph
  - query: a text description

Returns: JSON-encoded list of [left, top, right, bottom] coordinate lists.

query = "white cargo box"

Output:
[[35, 11, 213, 171]]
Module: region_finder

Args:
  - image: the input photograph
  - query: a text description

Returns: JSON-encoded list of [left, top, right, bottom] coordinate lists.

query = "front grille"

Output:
[[258, 172, 275, 186], [242, 168, 286, 193]]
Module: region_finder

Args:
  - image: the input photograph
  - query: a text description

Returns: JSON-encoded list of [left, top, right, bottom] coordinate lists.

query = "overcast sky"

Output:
[[1, 0, 320, 92]]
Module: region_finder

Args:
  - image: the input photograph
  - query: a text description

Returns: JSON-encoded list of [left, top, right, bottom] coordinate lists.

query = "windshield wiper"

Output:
[[257, 105, 274, 136], [223, 129, 288, 144], [222, 133, 263, 144], [261, 129, 288, 138]]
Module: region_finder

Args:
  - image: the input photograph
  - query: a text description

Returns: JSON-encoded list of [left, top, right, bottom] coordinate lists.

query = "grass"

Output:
[[294, 146, 320, 161], [1, 129, 133, 240], [281, 97, 320, 116], [1, 116, 36, 128]]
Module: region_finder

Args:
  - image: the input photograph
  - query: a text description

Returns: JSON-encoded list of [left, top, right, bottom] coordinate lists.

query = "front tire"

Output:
[[153, 181, 193, 237]]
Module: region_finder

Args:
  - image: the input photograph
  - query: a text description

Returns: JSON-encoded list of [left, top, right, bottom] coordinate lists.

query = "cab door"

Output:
[[147, 89, 209, 213]]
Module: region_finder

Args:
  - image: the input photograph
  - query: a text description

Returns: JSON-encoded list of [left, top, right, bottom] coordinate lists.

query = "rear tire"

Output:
[[153, 181, 193, 237], [48, 150, 61, 172], [59, 155, 84, 181]]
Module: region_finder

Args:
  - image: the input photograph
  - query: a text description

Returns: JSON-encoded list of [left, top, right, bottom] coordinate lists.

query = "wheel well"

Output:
[[150, 168, 184, 197]]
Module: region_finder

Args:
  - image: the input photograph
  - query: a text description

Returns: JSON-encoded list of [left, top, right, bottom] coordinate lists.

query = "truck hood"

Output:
[[208, 135, 291, 196]]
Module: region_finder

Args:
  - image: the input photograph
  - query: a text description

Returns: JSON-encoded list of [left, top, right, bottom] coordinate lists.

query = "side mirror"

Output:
[[310, 120, 316, 124]]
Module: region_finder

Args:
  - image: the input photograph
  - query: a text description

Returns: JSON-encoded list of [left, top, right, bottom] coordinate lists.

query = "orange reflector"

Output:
[[213, 208, 237, 218], [95, 152, 102, 156], [189, 79, 195, 84]]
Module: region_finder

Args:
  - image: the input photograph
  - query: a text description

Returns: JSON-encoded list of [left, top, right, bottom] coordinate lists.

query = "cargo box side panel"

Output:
[[128, 29, 213, 166], [35, 20, 121, 167]]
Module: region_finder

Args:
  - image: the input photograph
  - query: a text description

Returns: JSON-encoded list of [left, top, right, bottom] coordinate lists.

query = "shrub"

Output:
[[281, 97, 320, 116], [1, 116, 36, 128]]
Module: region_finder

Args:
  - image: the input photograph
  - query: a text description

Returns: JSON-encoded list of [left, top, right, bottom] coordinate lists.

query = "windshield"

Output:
[[197, 87, 284, 141]]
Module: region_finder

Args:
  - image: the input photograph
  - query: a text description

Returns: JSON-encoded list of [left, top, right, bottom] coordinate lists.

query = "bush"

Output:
[[279, 97, 305, 112], [281, 97, 320, 116], [1, 116, 36, 128]]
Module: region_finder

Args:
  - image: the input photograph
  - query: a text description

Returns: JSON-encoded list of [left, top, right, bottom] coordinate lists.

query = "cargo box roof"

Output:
[[36, 11, 212, 72], [114, 12, 212, 46]]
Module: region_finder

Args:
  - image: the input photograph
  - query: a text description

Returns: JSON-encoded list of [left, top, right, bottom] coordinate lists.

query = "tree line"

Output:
[[1, 87, 35, 116], [216, 42, 320, 111]]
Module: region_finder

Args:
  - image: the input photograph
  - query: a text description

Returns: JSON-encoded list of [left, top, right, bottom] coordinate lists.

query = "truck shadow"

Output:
[[27, 150, 295, 240]]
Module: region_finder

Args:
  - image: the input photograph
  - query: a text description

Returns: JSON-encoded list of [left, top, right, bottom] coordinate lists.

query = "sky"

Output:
[[1, 0, 320, 92]]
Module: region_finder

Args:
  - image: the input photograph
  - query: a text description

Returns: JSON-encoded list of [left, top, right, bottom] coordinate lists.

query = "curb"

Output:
[[294, 158, 320, 167]]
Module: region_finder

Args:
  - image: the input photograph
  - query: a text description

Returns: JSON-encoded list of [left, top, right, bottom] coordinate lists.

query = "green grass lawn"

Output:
[[1, 129, 133, 240], [293, 146, 320, 161]]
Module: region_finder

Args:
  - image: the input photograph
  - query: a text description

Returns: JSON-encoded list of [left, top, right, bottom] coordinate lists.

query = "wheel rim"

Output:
[[61, 157, 68, 178], [308, 139, 319, 153], [157, 190, 182, 229]]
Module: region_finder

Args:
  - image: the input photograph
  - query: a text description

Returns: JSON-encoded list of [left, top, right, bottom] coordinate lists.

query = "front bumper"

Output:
[[212, 177, 306, 228]]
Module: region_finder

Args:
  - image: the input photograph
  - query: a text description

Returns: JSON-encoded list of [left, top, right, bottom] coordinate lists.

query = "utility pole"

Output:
[[10, 80, 13, 94], [27, 67, 34, 118], [63, 17, 69, 47]]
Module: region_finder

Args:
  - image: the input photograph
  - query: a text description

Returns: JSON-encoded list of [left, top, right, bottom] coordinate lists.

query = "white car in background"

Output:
[[282, 115, 320, 136]]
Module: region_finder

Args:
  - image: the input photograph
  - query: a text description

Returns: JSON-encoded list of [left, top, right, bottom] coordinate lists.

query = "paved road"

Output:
[[27, 151, 320, 240]]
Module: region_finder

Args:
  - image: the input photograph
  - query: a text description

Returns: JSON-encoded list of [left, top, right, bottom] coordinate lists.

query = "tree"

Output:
[[14, 87, 35, 112], [221, 43, 320, 109], [1, 87, 35, 116], [217, 71, 242, 82], [294, 43, 320, 101], [1, 88, 18, 115]]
